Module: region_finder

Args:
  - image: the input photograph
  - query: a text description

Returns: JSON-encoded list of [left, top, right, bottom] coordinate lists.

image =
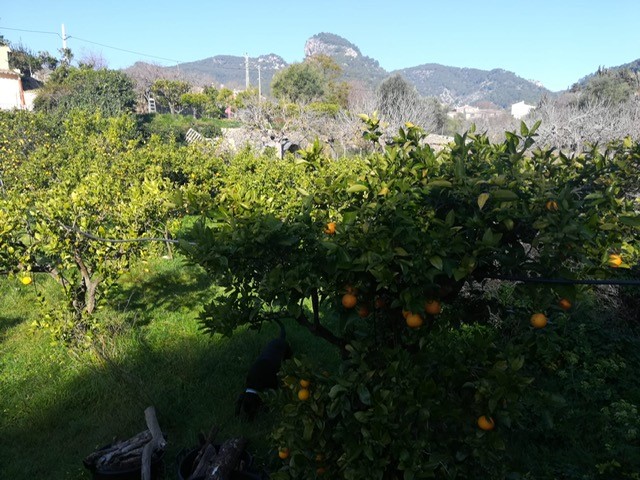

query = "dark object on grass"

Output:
[[83, 406, 166, 480], [178, 424, 263, 480], [235, 319, 293, 420]]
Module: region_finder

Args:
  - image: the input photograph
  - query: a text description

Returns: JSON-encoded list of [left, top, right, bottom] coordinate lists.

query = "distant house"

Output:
[[448, 104, 503, 120], [511, 101, 536, 119], [0, 45, 37, 111]]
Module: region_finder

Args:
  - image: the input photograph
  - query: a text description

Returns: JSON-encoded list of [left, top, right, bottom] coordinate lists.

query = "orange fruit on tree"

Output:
[[341, 293, 357, 309], [357, 305, 370, 318], [405, 313, 424, 328], [298, 388, 310, 401], [530, 313, 548, 328], [477, 415, 495, 431], [558, 298, 572, 311], [608, 254, 623, 268], [324, 221, 336, 235], [299, 379, 310, 388], [278, 447, 290, 459], [316, 467, 327, 475], [424, 299, 442, 315], [545, 200, 559, 211], [374, 296, 386, 309]]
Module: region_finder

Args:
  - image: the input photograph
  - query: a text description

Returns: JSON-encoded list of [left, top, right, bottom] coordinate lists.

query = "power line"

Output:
[[1, 24, 182, 64], [0, 26, 62, 37]]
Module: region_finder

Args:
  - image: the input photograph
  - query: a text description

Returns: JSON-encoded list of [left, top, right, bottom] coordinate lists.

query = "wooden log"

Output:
[[189, 443, 217, 480], [206, 437, 248, 480], [141, 406, 166, 480], [86, 430, 152, 468]]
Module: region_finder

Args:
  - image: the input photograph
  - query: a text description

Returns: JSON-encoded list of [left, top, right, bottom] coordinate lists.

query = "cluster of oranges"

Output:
[[341, 285, 443, 330]]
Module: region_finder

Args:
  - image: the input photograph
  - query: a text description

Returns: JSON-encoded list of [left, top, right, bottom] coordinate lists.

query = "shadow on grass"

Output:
[[0, 316, 24, 343], [106, 260, 214, 327], [0, 319, 337, 480]]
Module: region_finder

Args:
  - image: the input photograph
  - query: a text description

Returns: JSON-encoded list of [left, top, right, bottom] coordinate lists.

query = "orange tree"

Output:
[[182, 116, 639, 478], [0, 109, 219, 343]]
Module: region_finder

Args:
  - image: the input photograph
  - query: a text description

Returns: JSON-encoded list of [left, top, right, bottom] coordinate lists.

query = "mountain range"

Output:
[[126, 32, 589, 109]]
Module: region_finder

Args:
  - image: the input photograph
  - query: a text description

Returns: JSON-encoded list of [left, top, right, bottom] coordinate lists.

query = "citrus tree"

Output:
[[0, 109, 219, 342], [183, 116, 639, 477]]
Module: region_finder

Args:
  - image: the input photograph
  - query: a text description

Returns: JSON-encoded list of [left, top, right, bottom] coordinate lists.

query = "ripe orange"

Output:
[[424, 299, 442, 315], [341, 293, 357, 309], [530, 313, 548, 329], [558, 298, 572, 311], [298, 388, 310, 401], [299, 379, 310, 388], [477, 415, 495, 431], [278, 448, 290, 459], [324, 221, 336, 235], [546, 200, 559, 211], [357, 305, 370, 318], [405, 313, 424, 328], [608, 254, 623, 268]]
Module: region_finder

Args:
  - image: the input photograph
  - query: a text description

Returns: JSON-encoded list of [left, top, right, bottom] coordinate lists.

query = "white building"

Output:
[[0, 45, 27, 110], [511, 101, 536, 119]]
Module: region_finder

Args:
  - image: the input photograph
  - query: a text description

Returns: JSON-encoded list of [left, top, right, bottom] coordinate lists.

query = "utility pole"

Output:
[[61, 23, 70, 65], [257, 64, 261, 102], [61, 24, 67, 50], [244, 53, 249, 90]]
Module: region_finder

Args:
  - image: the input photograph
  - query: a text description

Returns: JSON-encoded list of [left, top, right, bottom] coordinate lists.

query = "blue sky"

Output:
[[2, 0, 638, 92]]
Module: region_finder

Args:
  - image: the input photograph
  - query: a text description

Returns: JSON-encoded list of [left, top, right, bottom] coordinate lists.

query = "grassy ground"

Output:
[[0, 256, 339, 479]]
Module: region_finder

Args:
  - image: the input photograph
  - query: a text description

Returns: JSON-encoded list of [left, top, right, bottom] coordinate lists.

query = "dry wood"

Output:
[[85, 430, 152, 467], [141, 406, 166, 480], [83, 406, 166, 479], [206, 437, 248, 480], [189, 443, 217, 480]]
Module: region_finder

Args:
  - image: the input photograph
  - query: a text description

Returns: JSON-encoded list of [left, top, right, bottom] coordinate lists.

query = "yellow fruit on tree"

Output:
[[608, 254, 623, 268], [477, 415, 495, 431], [298, 388, 310, 401], [299, 379, 310, 388], [546, 200, 559, 211], [558, 298, 572, 311], [341, 293, 357, 309], [424, 300, 442, 315], [278, 448, 290, 459], [324, 222, 336, 235], [530, 313, 548, 329], [405, 313, 424, 328]]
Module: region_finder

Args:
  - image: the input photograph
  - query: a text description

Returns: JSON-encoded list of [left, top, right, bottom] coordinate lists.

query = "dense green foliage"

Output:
[[0, 110, 218, 342], [183, 117, 640, 478], [33, 66, 136, 116], [1, 105, 640, 479]]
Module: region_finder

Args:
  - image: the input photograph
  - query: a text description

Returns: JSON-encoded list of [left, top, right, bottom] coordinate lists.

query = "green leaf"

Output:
[[428, 179, 453, 188], [619, 215, 640, 228], [429, 255, 443, 270], [477, 192, 490, 210], [357, 385, 372, 405], [329, 384, 348, 398], [346, 184, 368, 193], [492, 189, 519, 201]]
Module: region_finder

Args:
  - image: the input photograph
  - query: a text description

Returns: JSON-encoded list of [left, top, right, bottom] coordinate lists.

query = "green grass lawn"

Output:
[[0, 256, 339, 479]]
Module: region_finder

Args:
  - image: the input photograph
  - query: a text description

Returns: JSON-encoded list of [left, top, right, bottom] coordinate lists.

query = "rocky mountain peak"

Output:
[[304, 32, 361, 59]]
